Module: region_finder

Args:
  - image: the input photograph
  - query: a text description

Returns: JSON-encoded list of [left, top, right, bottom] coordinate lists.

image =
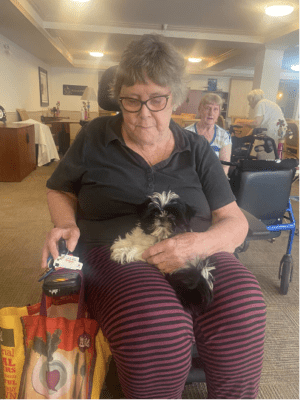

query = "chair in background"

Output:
[[171, 115, 184, 127], [180, 113, 196, 119], [285, 121, 299, 160], [231, 117, 253, 137], [16, 108, 30, 121], [182, 118, 201, 128]]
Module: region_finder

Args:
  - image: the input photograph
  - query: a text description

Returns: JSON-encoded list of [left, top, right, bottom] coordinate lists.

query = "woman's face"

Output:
[[199, 102, 220, 126], [120, 79, 173, 145]]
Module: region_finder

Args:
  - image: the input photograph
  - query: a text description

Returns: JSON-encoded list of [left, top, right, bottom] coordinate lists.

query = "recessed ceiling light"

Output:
[[90, 52, 104, 57], [72, 0, 90, 3], [188, 58, 202, 63], [265, 5, 294, 16], [277, 91, 283, 99], [291, 65, 299, 71]]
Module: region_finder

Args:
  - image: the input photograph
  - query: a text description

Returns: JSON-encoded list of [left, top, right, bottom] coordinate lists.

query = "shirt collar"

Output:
[[103, 113, 192, 153], [104, 113, 124, 147]]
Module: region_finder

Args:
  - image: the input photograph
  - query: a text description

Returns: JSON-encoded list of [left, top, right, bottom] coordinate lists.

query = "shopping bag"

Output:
[[0, 302, 40, 399], [0, 270, 112, 399]]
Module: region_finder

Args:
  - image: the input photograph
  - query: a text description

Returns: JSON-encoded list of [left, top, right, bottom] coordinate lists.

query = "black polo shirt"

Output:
[[47, 114, 235, 248]]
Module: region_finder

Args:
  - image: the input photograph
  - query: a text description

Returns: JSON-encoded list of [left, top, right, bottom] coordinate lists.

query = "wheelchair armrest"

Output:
[[241, 208, 269, 238]]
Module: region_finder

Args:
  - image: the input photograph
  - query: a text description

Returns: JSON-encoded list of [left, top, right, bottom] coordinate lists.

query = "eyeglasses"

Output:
[[119, 95, 170, 113]]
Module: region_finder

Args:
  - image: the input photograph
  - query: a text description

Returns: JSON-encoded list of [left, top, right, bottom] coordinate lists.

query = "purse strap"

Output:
[[40, 269, 86, 319]]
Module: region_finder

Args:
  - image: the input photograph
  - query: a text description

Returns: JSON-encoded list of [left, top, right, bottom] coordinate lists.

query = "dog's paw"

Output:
[[111, 245, 142, 264]]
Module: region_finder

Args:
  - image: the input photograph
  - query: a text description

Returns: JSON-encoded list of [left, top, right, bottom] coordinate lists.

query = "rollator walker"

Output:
[[224, 123, 298, 295]]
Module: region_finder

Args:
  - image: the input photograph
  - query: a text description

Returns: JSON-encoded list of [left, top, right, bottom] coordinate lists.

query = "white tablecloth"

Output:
[[14, 119, 59, 166]]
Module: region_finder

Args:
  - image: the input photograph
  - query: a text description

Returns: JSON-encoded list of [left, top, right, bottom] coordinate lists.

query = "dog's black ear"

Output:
[[164, 200, 197, 233], [136, 199, 152, 216]]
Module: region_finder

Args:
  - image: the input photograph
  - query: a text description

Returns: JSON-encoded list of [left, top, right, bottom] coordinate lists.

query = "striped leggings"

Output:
[[83, 246, 266, 399]]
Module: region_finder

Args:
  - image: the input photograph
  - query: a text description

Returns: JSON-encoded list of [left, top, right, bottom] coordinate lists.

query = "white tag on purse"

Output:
[[53, 255, 83, 270]]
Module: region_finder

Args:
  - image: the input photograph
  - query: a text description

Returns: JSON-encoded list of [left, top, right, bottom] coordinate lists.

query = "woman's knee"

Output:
[[194, 251, 266, 350]]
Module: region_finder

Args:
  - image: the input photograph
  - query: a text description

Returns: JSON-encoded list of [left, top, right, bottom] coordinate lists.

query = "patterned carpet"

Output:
[[0, 162, 298, 399]]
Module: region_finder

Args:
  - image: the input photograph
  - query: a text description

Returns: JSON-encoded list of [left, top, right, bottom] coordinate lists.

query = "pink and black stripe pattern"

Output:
[[83, 246, 266, 399], [193, 252, 266, 399]]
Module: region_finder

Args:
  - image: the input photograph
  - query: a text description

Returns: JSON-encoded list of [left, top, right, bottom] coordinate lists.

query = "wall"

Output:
[[50, 67, 99, 113], [0, 33, 49, 114], [295, 99, 299, 121], [277, 79, 299, 119], [187, 75, 230, 92], [0, 33, 99, 120], [0, 31, 298, 124]]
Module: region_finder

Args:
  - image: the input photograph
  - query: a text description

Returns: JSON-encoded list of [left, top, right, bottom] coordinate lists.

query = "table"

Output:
[[79, 119, 91, 127], [0, 123, 36, 181], [13, 119, 59, 166], [42, 117, 79, 155]]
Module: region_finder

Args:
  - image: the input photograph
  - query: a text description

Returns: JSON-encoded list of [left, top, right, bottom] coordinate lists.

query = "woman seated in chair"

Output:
[[41, 34, 266, 399], [185, 93, 232, 175]]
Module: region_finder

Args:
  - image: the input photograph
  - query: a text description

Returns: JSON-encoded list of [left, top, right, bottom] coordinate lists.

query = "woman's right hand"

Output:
[[41, 224, 80, 269]]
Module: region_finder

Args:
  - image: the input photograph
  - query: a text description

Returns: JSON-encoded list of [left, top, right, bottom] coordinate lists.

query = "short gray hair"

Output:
[[247, 89, 264, 104], [199, 93, 223, 109], [112, 34, 189, 108]]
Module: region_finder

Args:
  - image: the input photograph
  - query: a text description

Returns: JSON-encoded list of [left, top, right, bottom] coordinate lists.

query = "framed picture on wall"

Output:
[[38, 67, 49, 107], [207, 79, 217, 92]]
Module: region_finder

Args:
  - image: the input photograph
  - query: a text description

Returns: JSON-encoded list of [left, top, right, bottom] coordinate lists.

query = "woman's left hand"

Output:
[[142, 232, 204, 273]]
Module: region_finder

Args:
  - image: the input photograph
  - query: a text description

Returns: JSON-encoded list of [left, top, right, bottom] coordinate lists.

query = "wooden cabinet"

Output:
[[0, 124, 36, 182]]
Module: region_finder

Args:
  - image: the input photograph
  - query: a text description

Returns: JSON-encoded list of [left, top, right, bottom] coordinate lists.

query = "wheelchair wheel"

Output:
[[279, 254, 293, 295]]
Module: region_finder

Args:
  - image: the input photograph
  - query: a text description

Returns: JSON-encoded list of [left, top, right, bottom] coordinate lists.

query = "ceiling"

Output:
[[0, 0, 299, 75]]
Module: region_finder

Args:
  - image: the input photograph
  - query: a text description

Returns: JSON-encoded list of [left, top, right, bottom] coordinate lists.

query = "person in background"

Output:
[[185, 93, 232, 175], [41, 34, 265, 399], [241, 89, 287, 159]]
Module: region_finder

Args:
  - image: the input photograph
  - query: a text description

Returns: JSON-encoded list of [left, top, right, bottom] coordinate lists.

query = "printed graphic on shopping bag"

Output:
[[19, 317, 98, 399], [0, 304, 36, 399], [1, 327, 18, 399]]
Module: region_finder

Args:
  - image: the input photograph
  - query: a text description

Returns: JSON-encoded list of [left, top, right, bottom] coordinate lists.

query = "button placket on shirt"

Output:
[[146, 168, 154, 191]]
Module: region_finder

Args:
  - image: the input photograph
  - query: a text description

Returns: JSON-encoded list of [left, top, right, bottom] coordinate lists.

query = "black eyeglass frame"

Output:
[[119, 95, 170, 113]]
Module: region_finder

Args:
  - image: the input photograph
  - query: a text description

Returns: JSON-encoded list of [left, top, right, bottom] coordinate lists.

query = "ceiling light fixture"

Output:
[[265, 5, 294, 16], [72, 0, 90, 3], [90, 52, 104, 57], [277, 91, 283, 100], [188, 58, 202, 63], [291, 64, 299, 71]]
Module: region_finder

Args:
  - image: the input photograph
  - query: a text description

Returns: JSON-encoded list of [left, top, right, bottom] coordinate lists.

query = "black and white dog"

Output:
[[110, 191, 215, 310]]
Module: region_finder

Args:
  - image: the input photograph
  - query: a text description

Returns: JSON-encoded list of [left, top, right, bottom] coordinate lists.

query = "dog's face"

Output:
[[138, 192, 196, 240]]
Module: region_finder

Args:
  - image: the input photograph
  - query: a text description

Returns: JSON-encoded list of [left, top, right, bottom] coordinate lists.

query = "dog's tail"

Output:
[[165, 257, 215, 311]]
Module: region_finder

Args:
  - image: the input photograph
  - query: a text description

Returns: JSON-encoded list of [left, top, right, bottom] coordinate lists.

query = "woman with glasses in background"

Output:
[[42, 34, 265, 399]]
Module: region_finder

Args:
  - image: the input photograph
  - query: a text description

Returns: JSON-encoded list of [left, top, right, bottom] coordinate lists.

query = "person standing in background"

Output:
[[241, 89, 287, 159]]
